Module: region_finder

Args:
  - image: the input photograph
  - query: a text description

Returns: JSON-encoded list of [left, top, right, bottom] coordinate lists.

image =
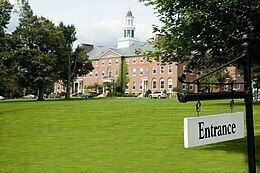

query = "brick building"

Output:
[[54, 10, 242, 96]]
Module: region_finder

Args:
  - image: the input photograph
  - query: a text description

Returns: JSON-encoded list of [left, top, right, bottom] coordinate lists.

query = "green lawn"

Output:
[[0, 98, 259, 172]]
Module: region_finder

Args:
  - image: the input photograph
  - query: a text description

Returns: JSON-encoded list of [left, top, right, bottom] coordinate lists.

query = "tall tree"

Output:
[[57, 23, 93, 99], [0, 0, 12, 36], [141, 0, 260, 73], [0, 0, 13, 95], [13, 0, 64, 100], [116, 57, 129, 95]]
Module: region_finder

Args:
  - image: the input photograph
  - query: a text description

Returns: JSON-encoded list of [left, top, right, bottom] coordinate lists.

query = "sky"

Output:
[[8, 0, 161, 47]]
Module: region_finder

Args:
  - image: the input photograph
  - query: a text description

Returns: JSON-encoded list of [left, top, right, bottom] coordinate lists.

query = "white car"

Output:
[[23, 94, 36, 99], [0, 96, 5, 100], [148, 91, 168, 99]]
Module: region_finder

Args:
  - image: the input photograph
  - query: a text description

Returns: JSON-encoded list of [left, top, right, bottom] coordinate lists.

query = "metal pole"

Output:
[[243, 36, 256, 173]]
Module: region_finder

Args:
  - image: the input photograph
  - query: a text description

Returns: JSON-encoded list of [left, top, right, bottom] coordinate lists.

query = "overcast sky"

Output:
[[8, 0, 161, 46]]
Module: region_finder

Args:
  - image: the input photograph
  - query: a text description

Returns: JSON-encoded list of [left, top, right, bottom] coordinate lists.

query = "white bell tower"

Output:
[[118, 10, 140, 48]]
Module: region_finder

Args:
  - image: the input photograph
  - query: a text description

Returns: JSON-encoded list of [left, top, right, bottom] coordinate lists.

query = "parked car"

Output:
[[0, 96, 5, 100], [82, 92, 95, 99], [48, 92, 60, 98], [23, 94, 36, 99], [148, 91, 168, 99]]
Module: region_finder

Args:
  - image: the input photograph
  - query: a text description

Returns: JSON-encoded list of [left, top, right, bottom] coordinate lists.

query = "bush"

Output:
[[144, 89, 152, 97], [126, 92, 134, 97], [106, 91, 122, 97]]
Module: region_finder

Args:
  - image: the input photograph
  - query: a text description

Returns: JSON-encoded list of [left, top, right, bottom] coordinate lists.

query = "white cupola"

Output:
[[118, 10, 140, 48]]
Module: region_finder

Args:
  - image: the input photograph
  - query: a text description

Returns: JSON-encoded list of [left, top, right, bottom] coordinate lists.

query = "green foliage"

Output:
[[0, 1, 19, 97], [13, 1, 64, 100], [0, 0, 12, 37], [86, 83, 103, 93], [141, 0, 260, 74], [172, 87, 183, 92], [56, 23, 94, 99], [116, 57, 129, 94], [106, 91, 122, 97], [144, 89, 152, 97]]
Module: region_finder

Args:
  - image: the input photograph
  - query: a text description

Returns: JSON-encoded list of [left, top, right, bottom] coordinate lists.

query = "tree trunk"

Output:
[[65, 80, 71, 99], [65, 58, 71, 100], [37, 83, 45, 101]]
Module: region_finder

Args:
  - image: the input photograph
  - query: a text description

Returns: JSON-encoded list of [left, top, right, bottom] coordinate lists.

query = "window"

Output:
[[168, 78, 173, 89], [133, 68, 136, 76], [160, 65, 164, 74], [116, 59, 119, 65], [168, 65, 172, 73], [140, 57, 143, 63], [152, 79, 157, 89], [234, 84, 240, 90], [108, 69, 112, 77], [126, 70, 129, 76], [182, 84, 186, 90], [132, 82, 136, 90], [116, 70, 118, 76], [140, 68, 143, 75], [152, 66, 157, 74], [140, 81, 143, 90], [127, 30, 130, 37], [102, 71, 105, 77], [133, 58, 136, 64], [182, 84, 193, 90], [126, 83, 129, 90], [131, 30, 134, 37], [109, 60, 112, 65], [124, 30, 126, 37], [102, 60, 105, 66], [160, 79, 165, 89], [183, 65, 186, 71], [95, 72, 98, 77]]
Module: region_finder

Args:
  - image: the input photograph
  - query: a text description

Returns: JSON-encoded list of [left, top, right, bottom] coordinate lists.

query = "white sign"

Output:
[[184, 112, 244, 148]]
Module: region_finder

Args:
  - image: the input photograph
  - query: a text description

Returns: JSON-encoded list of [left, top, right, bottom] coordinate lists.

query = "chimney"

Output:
[[81, 43, 94, 53]]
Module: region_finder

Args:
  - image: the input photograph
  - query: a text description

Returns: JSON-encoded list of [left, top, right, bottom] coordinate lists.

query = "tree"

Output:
[[0, 0, 12, 37], [0, 0, 14, 96], [57, 23, 93, 99], [13, 0, 64, 100], [141, 0, 260, 74], [116, 57, 129, 95]]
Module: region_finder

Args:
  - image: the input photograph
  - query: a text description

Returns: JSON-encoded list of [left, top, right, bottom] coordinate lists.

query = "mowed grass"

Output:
[[0, 98, 259, 173]]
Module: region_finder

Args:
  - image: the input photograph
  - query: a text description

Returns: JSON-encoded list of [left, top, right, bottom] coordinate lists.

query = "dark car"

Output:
[[48, 92, 60, 98], [82, 92, 94, 99]]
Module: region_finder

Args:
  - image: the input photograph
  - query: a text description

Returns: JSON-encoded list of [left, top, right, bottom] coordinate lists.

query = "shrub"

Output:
[[144, 89, 152, 97]]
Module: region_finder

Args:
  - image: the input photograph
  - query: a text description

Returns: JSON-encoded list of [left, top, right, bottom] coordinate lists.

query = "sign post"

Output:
[[177, 35, 256, 173], [184, 112, 244, 148]]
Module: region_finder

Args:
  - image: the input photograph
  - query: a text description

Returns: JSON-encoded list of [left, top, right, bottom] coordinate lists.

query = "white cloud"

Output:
[[76, 19, 155, 47], [76, 19, 122, 46]]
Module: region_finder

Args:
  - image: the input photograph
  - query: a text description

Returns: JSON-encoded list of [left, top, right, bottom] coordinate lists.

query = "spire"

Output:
[[118, 9, 140, 48], [126, 10, 133, 18]]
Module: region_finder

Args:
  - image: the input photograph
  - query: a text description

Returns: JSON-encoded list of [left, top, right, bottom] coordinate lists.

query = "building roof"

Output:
[[87, 42, 155, 60], [126, 10, 133, 17]]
